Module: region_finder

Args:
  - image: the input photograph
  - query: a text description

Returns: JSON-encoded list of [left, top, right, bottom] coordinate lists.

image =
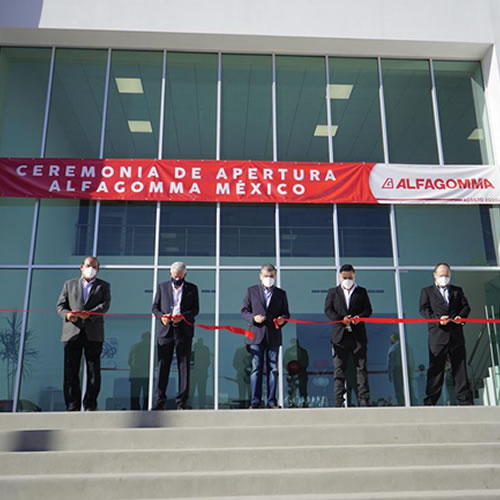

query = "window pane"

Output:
[[0, 47, 51, 156], [221, 54, 272, 160], [104, 50, 163, 158], [219, 270, 257, 408], [338, 205, 392, 265], [400, 270, 498, 406], [0, 270, 27, 409], [97, 202, 155, 264], [276, 56, 328, 162], [382, 59, 438, 164], [220, 204, 275, 265], [156, 269, 215, 409], [45, 49, 107, 158], [279, 204, 334, 266], [159, 203, 215, 266], [434, 60, 494, 165], [0, 198, 35, 264], [328, 57, 384, 162], [34, 200, 95, 265], [94, 269, 153, 411], [20, 269, 77, 411], [280, 270, 336, 408], [396, 205, 500, 266], [163, 52, 217, 160]]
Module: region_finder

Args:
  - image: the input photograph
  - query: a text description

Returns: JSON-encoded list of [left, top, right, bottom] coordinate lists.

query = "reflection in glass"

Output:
[[0, 270, 27, 409], [279, 204, 334, 266], [0, 198, 35, 264], [396, 205, 499, 266], [276, 56, 328, 162], [97, 202, 155, 264], [382, 59, 438, 164], [34, 200, 95, 265], [0, 47, 51, 157], [434, 60, 493, 165], [220, 204, 275, 265], [328, 57, 384, 162], [45, 49, 107, 158], [221, 54, 272, 160], [163, 52, 217, 159], [159, 203, 215, 266], [21, 269, 77, 411], [104, 50, 163, 158], [338, 205, 392, 265]]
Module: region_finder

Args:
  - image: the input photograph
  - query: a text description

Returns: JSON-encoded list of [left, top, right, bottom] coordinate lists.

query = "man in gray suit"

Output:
[[56, 256, 111, 411]]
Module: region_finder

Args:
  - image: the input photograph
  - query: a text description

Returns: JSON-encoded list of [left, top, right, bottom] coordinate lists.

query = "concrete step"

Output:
[[2, 442, 499, 475], [2, 421, 500, 452], [1, 406, 499, 430], [1, 465, 500, 499]]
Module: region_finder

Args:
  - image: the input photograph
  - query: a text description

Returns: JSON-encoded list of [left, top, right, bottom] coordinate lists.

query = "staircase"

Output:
[[1, 407, 500, 499]]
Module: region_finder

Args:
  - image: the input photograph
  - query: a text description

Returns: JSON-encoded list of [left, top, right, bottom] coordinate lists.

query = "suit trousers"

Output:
[[156, 332, 192, 408], [63, 329, 102, 411], [425, 341, 473, 406], [332, 334, 370, 406]]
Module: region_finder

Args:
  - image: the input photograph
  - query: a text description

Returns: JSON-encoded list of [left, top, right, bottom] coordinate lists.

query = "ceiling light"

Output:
[[115, 78, 144, 94], [128, 120, 153, 133], [467, 128, 484, 140], [328, 84, 353, 99], [314, 125, 338, 137]]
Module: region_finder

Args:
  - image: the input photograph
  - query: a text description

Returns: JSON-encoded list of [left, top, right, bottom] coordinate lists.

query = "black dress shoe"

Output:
[[176, 405, 187, 410], [250, 403, 261, 409], [152, 403, 166, 411], [267, 402, 281, 409], [67, 406, 80, 412]]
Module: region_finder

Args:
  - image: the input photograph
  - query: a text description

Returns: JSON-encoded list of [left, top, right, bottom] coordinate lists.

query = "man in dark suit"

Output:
[[324, 264, 373, 407], [241, 264, 290, 409], [419, 262, 473, 405], [56, 256, 111, 411], [152, 261, 199, 410]]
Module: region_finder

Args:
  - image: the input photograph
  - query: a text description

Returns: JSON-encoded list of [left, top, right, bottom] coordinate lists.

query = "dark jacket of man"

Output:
[[324, 285, 373, 345], [419, 284, 471, 345], [241, 285, 290, 346], [56, 277, 111, 342], [152, 280, 199, 344]]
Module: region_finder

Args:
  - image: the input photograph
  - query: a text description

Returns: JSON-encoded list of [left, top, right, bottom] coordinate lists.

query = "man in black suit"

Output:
[[241, 264, 290, 409], [324, 264, 373, 407], [56, 256, 111, 411], [419, 263, 473, 406], [152, 261, 199, 410]]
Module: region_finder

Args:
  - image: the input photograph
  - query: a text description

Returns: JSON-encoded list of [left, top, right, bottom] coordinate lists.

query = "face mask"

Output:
[[436, 276, 450, 287], [171, 277, 184, 287], [82, 266, 97, 280], [342, 279, 355, 290], [262, 277, 275, 288]]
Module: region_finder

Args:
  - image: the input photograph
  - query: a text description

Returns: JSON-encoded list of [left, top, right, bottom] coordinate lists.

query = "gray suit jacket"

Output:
[[56, 277, 111, 342]]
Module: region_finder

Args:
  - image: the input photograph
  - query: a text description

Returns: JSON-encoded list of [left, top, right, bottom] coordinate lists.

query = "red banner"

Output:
[[1, 158, 499, 204]]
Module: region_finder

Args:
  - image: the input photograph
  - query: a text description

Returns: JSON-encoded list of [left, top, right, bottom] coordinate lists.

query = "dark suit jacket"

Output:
[[241, 285, 290, 346], [56, 277, 111, 342], [419, 284, 471, 345], [324, 285, 373, 345], [152, 280, 199, 344]]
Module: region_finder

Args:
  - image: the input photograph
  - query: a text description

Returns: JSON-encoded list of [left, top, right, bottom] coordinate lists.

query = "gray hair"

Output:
[[170, 261, 187, 273], [260, 263, 276, 273]]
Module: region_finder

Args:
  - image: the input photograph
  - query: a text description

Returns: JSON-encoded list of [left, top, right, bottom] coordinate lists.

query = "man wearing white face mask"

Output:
[[56, 256, 111, 411], [419, 263, 473, 405], [325, 264, 373, 407], [241, 264, 290, 408]]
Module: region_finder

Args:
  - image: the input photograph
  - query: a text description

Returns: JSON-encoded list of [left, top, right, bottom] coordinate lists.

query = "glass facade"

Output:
[[0, 48, 499, 411]]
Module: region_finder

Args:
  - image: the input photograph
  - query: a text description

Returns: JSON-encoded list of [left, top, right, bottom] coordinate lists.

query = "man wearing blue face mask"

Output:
[[56, 256, 111, 411], [241, 264, 290, 409], [419, 263, 473, 405], [152, 261, 199, 410], [325, 264, 373, 407]]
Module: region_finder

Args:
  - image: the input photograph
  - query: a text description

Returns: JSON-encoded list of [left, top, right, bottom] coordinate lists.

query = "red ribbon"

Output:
[[274, 316, 500, 329]]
